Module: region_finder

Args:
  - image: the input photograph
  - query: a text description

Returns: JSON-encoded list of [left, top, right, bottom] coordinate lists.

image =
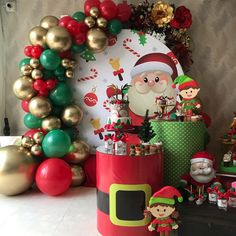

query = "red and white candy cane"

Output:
[[103, 100, 110, 112], [123, 38, 140, 58], [77, 68, 98, 82]]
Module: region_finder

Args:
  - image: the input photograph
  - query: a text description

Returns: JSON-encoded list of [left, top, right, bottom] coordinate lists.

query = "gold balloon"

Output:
[[31, 69, 43, 79], [0, 145, 38, 196], [70, 165, 86, 187], [65, 140, 90, 164], [86, 28, 108, 53], [30, 58, 40, 69], [21, 136, 34, 149], [84, 16, 96, 28], [33, 132, 44, 144], [69, 60, 77, 69], [21, 64, 32, 76], [13, 76, 36, 100], [29, 96, 52, 118], [29, 26, 47, 48], [65, 69, 74, 79], [97, 17, 107, 28], [31, 144, 42, 156], [61, 58, 70, 68], [40, 15, 59, 29], [62, 105, 83, 126], [90, 7, 100, 18], [46, 26, 72, 52], [42, 116, 61, 131]]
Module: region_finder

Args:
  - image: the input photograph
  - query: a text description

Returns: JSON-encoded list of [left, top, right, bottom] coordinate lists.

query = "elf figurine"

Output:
[[145, 186, 183, 236], [173, 75, 201, 121]]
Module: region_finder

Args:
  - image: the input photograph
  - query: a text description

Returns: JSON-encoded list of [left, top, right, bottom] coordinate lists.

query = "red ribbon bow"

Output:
[[113, 68, 124, 76], [104, 134, 114, 141], [217, 190, 230, 200], [94, 128, 104, 135], [207, 185, 219, 194], [113, 133, 127, 143]]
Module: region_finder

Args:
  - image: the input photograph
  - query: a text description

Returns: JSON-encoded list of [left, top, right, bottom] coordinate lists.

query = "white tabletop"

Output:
[[0, 187, 101, 236]]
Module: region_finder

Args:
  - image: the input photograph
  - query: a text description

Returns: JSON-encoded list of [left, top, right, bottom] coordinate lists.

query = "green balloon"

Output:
[[63, 128, 79, 141], [57, 76, 67, 82], [51, 105, 64, 116], [19, 58, 31, 68], [40, 49, 61, 70], [43, 69, 55, 79], [54, 66, 65, 77], [24, 113, 42, 129], [49, 82, 73, 106], [108, 19, 122, 35], [72, 11, 86, 22], [71, 44, 86, 54], [42, 129, 71, 157]]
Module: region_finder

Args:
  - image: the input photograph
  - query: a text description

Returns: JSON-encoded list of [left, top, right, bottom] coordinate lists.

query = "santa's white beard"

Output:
[[190, 169, 216, 184]]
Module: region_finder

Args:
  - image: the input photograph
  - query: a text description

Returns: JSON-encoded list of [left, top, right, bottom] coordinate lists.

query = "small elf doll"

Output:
[[145, 186, 183, 236], [173, 75, 201, 121]]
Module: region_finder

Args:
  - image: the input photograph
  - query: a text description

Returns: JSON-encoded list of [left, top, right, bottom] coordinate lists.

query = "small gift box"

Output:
[[114, 133, 127, 155], [104, 134, 114, 154], [217, 190, 229, 211], [228, 188, 236, 208], [207, 185, 219, 204]]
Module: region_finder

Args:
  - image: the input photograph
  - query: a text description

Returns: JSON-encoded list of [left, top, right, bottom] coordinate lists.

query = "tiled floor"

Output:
[[0, 187, 100, 236]]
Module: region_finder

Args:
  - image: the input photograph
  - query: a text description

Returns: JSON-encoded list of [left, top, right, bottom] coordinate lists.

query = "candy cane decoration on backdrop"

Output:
[[123, 38, 141, 58], [77, 68, 98, 82], [103, 100, 110, 112]]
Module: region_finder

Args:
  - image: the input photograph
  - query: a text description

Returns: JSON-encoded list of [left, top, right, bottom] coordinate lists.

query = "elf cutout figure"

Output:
[[173, 75, 201, 121], [145, 186, 183, 236]]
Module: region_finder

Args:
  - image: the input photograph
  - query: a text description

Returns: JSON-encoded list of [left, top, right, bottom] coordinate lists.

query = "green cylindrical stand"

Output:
[[150, 121, 206, 186]]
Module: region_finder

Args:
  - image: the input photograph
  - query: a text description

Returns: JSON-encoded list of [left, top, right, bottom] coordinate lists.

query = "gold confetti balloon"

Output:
[[97, 17, 107, 28], [29, 96, 52, 118], [86, 28, 108, 53], [0, 145, 38, 196], [46, 26, 72, 52], [61, 58, 70, 68], [30, 58, 40, 69], [40, 15, 59, 29], [84, 16, 96, 28], [70, 164, 86, 187], [21, 64, 32, 76], [62, 105, 83, 127], [13, 76, 36, 100], [42, 116, 61, 131], [31, 144, 42, 156], [29, 26, 47, 48], [90, 7, 100, 18], [31, 69, 43, 79], [33, 132, 44, 144], [21, 136, 34, 149]]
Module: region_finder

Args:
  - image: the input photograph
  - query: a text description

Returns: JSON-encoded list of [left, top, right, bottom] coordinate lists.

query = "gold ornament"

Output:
[[62, 105, 83, 126], [31, 69, 43, 79], [33, 132, 44, 144], [151, 1, 174, 27], [84, 16, 96, 28], [21, 136, 34, 149], [13, 76, 36, 100], [29, 26, 47, 48], [21, 64, 32, 76], [29, 96, 52, 118], [65, 140, 90, 164], [30, 58, 40, 69], [31, 144, 42, 156], [69, 60, 77, 69], [40, 15, 59, 29], [97, 17, 107, 28], [90, 7, 100, 18], [46, 26, 72, 52], [86, 28, 108, 53], [42, 116, 61, 131], [65, 69, 74, 79], [70, 164, 86, 187], [0, 145, 38, 196], [61, 58, 70, 68]]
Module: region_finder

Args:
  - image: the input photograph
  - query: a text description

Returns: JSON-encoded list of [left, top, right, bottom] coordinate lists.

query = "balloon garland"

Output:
[[8, 0, 131, 196]]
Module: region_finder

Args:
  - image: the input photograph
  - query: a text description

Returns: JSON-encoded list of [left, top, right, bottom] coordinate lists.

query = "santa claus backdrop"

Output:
[[72, 29, 183, 152]]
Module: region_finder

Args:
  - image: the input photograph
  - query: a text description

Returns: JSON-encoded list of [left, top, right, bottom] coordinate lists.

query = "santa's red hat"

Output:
[[130, 53, 178, 80], [191, 151, 214, 165], [149, 186, 183, 206]]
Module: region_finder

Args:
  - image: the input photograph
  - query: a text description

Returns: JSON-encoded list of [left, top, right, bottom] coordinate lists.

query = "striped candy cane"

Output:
[[103, 100, 110, 112], [123, 38, 140, 58], [77, 68, 98, 82]]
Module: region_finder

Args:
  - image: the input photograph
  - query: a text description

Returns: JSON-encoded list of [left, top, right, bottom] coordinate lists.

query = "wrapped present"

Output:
[[104, 134, 114, 154], [207, 185, 220, 204], [217, 190, 229, 211], [228, 188, 236, 208], [114, 133, 127, 155]]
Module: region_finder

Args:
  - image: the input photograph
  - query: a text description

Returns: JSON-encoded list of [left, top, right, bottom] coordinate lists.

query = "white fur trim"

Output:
[[191, 157, 213, 165], [130, 62, 173, 77]]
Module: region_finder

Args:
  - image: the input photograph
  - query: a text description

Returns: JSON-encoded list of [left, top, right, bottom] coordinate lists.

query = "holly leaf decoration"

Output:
[[80, 49, 96, 62], [139, 34, 147, 46]]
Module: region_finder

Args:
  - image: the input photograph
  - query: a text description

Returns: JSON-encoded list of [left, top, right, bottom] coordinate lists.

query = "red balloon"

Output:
[[84, 0, 101, 16], [24, 46, 33, 57], [24, 128, 46, 138], [67, 19, 81, 36], [99, 0, 117, 20], [78, 22, 89, 34], [46, 79, 57, 90], [36, 159, 72, 196], [38, 88, 49, 97], [59, 16, 73, 28], [117, 1, 131, 22], [75, 33, 87, 45], [21, 100, 30, 112], [59, 50, 72, 59], [31, 45, 43, 59], [33, 79, 47, 91]]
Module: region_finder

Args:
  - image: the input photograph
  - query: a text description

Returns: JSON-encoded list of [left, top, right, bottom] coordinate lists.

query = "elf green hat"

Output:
[[172, 75, 199, 90], [149, 186, 183, 206]]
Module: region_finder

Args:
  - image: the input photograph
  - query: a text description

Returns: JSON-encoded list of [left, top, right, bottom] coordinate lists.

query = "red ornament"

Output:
[[67, 19, 81, 36], [46, 79, 57, 90], [75, 32, 87, 45], [84, 0, 101, 16], [31, 45, 43, 59], [59, 50, 72, 59], [59, 16, 73, 28], [84, 88, 98, 107], [21, 100, 30, 112], [108, 35, 117, 46], [24, 46, 33, 57], [38, 88, 49, 97], [117, 1, 131, 22], [99, 0, 117, 20], [33, 79, 47, 91], [35, 159, 72, 196]]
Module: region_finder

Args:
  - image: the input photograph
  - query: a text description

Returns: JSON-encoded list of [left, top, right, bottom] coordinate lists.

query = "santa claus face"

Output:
[[128, 70, 176, 116], [190, 161, 215, 184]]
